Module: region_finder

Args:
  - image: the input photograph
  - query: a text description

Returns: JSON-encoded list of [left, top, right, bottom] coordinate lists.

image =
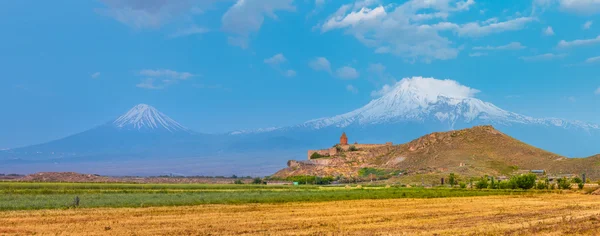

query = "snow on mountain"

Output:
[[112, 104, 189, 133], [298, 77, 599, 131]]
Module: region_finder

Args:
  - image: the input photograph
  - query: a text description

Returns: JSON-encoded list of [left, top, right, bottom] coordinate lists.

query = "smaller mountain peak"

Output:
[[130, 104, 154, 111], [112, 104, 188, 133]]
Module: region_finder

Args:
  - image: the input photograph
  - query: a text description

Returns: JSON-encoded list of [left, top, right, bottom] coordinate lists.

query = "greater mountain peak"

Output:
[[299, 77, 598, 131], [112, 104, 188, 132]]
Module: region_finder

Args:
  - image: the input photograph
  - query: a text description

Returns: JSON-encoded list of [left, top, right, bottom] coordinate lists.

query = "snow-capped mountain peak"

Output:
[[112, 104, 189, 132], [300, 77, 599, 131]]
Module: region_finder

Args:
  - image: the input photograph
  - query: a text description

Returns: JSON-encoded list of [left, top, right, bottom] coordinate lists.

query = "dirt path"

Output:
[[1, 194, 599, 235]]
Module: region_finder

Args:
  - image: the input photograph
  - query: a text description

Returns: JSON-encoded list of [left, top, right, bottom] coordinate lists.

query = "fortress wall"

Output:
[[307, 149, 332, 159], [308, 142, 393, 159], [343, 143, 393, 150]]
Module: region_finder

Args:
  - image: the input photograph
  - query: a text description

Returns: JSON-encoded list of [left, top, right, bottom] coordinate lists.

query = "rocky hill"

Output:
[[273, 126, 600, 179]]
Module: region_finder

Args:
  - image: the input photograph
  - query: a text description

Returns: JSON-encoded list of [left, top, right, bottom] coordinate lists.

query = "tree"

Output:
[[557, 177, 571, 190], [252, 177, 263, 184], [475, 177, 488, 189], [572, 177, 583, 184], [514, 174, 537, 190], [489, 177, 496, 189], [234, 179, 243, 184], [449, 173, 456, 187]]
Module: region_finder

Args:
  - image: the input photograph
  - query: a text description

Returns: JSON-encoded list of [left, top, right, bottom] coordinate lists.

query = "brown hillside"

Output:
[[273, 126, 600, 179]]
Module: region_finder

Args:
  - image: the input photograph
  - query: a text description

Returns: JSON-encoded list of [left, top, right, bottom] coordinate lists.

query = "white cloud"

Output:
[[321, 5, 387, 32], [452, 17, 536, 37], [583, 21, 593, 29], [169, 25, 209, 38], [136, 78, 163, 89], [519, 53, 566, 62], [139, 69, 195, 79], [97, 0, 223, 29], [586, 56, 600, 63], [371, 76, 480, 99], [264, 53, 296, 77], [318, 1, 534, 62], [367, 63, 386, 75], [559, 0, 600, 15], [136, 69, 195, 89], [534, 0, 600, 15], [595, 87, 600, 95], [91, 72, 101, 78], [472, 42, 526, 50], [222, 0, 295, 48], [558, 35, 600, 48], [336, 66, 359, 79], [264, 53, 287, 66], [307, 0, 328, 18], [543, 26, 555, 36], [309, 57, 332, 73], [370, 84, 393, 97], [284, 70, 297, 77], [346, 84, 358, 94], [469, 52, 487, 57]]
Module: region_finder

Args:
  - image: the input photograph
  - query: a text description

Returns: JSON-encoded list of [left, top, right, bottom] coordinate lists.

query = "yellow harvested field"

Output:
[[2, 194, 600, 235]]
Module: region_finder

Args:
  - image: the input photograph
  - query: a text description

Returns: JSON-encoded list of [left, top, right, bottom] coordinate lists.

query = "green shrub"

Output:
[[348, 145, 359, 151], [475, 177, 488, 189], [572, 177, 583, 184], [459, 182, 466, 189], [557, 177, 571, 190], [233, 179, 244, 184], [498, 180, 518, 189], [578, 182, 584, 190], [284, 176, 334, 185], [310, 152, 329, 159], [252, 177, 264, 184], [535, 181, 547, 190], [358, 168, 387, 178]]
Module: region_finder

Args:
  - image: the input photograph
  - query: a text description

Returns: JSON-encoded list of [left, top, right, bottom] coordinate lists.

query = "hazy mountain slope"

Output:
[[2, 104, 221, 161]]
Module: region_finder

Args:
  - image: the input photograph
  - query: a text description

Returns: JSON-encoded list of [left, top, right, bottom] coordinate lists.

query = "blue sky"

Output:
[[1, 0, 599, 149]]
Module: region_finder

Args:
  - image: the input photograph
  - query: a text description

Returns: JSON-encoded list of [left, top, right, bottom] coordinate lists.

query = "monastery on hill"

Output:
[[307, 132, 393, 159]]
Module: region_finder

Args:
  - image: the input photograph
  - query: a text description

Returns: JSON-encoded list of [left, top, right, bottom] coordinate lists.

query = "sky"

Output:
[[0, 0, 599, 149]]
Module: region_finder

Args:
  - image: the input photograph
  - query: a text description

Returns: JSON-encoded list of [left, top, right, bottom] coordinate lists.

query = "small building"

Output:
[[530, 170, 546, 175]]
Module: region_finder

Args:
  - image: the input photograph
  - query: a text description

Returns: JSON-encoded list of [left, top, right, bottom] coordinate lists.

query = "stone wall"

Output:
[[307, 147, 337, 159]]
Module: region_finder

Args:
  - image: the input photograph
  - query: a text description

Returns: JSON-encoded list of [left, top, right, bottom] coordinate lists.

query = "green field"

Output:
[[0, 182, 549, 211]]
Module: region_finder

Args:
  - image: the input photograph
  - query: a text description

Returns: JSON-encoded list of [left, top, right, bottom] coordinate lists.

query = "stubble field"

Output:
[[1, 193, 599, 235]]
